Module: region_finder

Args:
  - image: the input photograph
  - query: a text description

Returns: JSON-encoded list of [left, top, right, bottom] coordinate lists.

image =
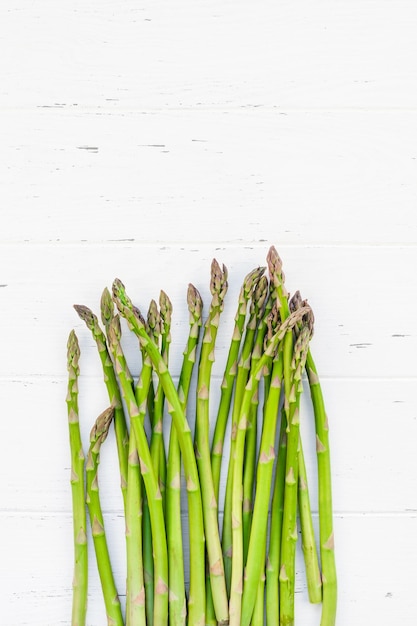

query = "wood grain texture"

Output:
[[2, 0, 417, 624]]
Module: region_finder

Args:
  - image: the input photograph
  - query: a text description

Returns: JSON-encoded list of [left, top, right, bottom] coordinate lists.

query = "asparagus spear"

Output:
[[210, 266, 266, 503], [125, 428, 146, 626], [222, 273, 268, 594], [73, 304, 129, 511], [240, 314, 283, 626], [166, 283, 203, 626], [298, 438, 322, 604], [108, 315, 169, 626], [265, 410, 287, 625], [279, 323, 312, 626], [194, 259, 229, 625], [112, 279, 206, 626], [66, 330, 88, 626], [241, 275, 270, 563], [86, 406, 124, 626], [289, 291, 328, 608], [306, 350, 337, 626]]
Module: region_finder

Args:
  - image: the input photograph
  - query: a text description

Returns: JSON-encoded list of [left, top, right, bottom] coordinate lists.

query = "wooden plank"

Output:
[[1, 1, 416, 111], [2, 108, 417, 244]]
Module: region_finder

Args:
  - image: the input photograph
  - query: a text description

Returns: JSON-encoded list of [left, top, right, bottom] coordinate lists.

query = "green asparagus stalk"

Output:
[[66, 330, 88, 626], [166, 283, 203, 625], [301, 337, 337, 626], [289, 291, 328, 608], [108, 315, 169, 626], [125, 428, 146, 626], [73, 304, 129, 511], [132, 303, 157, 626], [211, 266, 266, 503], [240, 326, 283, 626], [222, 273, 268, 594], [251, 572, 265, 626], [194, 259, 229, 625], [279, 324, 312, 626], [298, 438, 322, 604], [150, 291, 172, 509], [86, 406, 124, 626], [242, 275, 270, 563], [265, 412, 287, 625], [112, 279, 206, 626]]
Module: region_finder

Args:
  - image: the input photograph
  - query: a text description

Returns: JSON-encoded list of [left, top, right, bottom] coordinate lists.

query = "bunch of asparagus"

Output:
[[66, 245, 337, 626]]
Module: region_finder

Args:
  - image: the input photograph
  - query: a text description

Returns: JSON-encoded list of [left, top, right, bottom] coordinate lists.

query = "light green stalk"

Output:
[[112, 279, 206, 626], [228, 321, 287, 626], [242, 276, 270, 563], [166, 283, 203, 626], [241, 341, 283, 626], [306, 351, 337, 626], [265, 412, 287, 625], [222, 275, 268, 594], [86, 406, 124, 626], [151, 290, 172, 510], [279, 324, 312, 626], [194, 259, 229, 625], [289, 291, 323, 603], [141, 302, 159, 625], [211, 266, 266, 503], [298, 438, 322, 604], [251, 572, 265, 626], [125, 429, 146, 626], [73, 303, 129, 511], [66, 330, 88, 626], [108, 316, 169, 626]]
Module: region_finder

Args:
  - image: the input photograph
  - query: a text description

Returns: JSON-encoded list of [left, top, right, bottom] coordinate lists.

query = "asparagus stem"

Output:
[[66, 330, 88, 626], [108, 316, 169, 626], [298, 439, 322, 604], [266, 411, 287, 625], [251, 572, 265, 626], [290, 290, 335, 620], [166, 283, 203, 626], [279, 325, 312, 626], [241, 342, 283, 626], [74, 304, 129, 512], [148, 298, 168, 508], [306, 351, 337, 626], [242, 277, 270, 563], [222, 275, 267, 594], [86, 406, 124, 626], [112, 279, 206, 626], [194, 259, 229, 625], [132, 309, 156, 626], [211, 266, 266, 503], [126, 429, 146, 626]]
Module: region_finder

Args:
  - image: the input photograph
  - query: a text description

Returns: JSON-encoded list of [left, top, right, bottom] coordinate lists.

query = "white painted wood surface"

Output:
[[1, 1, 417, 624]]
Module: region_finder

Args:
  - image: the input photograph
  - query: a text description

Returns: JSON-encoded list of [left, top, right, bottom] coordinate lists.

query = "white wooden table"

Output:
[[1, 1, 417, 624]]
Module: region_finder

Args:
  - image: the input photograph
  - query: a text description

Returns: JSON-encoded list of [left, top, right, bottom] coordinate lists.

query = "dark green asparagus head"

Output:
[[67, 329, 80, 375], [159, 290, 173, 331], [89, 405, 115, 452], [187, 283, 203, 325], [210, 258, 228, 310], [266, 246, 289, 313], [147, 299, 161, 343], [100, 287, 114, 330], [73, 304, 103, 337]]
